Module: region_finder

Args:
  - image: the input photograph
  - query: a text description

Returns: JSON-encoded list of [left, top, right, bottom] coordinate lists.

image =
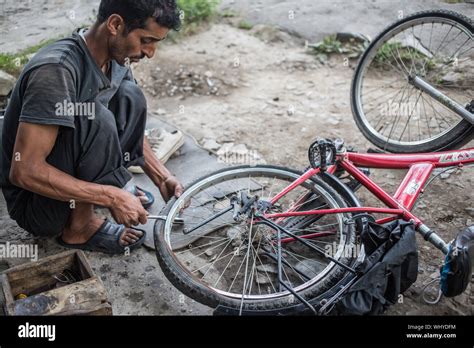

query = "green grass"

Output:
[[0, 38, 57, 76], [308, 35, 368, 61], [237, 20, 253, 30], [177, 0, 220, 30], [309, 35, 344, 54], [374, 41, 436, 71]]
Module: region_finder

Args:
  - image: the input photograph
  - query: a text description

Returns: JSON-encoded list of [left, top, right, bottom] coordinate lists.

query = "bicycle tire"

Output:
[[351, 10, 474, 153], [154, 165, 361, 313]]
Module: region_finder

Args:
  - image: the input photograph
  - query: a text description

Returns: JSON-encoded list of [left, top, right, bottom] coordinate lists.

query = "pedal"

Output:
[[466, 100, 474, 113]]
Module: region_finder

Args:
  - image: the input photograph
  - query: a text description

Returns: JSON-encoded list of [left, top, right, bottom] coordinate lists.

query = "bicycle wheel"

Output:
[[154, 165, 361, 313], [351, 10, 474, 153]]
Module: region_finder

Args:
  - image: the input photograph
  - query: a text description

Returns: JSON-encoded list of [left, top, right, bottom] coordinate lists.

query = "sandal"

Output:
[[125, 185, 155, 210], [57, 219, 146, 255]]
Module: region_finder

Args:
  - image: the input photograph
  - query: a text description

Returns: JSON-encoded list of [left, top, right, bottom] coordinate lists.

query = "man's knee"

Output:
[[111, 80, 147, 133], [116, 80, 147, 109]]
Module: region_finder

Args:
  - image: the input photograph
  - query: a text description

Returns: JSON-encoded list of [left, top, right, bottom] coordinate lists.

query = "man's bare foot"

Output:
[[62, 204, 143, 247], [135, 188, 150, 205]]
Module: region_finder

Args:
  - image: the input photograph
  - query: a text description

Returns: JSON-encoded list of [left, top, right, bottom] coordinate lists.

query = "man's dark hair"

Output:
[[98, 0, 181, 33]]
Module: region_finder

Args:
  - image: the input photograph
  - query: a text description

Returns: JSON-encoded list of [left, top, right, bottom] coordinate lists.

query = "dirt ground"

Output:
[[132, 22, 474, 315]]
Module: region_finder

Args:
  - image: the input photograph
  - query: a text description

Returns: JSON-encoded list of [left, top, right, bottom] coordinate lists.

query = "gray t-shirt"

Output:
[[17, 64, 77, 129], [0, 29, 114, 219]]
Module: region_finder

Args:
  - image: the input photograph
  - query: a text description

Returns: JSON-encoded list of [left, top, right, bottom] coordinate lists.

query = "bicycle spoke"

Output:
[[354, 16, 472, 149], [162, 167, 356, 304]]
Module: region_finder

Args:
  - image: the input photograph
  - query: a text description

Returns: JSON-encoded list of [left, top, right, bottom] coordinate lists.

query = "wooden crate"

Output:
[[0, 250, 112, 316]]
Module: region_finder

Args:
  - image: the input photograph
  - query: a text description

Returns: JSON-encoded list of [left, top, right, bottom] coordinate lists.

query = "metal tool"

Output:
[[147, 215, 185, 225]]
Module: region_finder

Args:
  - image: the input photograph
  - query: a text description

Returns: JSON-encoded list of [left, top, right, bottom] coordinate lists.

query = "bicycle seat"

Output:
[[440, 225, 474, 297]]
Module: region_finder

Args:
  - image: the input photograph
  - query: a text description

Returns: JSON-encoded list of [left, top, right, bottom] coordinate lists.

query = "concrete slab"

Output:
[[128, 116, 226, 250]]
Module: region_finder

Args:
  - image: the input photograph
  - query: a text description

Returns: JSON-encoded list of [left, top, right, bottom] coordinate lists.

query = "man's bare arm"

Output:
[[10, 122, 148, 226]]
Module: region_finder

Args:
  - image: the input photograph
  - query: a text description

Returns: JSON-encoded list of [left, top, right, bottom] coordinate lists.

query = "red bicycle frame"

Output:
[[265, 147, 474, 255]]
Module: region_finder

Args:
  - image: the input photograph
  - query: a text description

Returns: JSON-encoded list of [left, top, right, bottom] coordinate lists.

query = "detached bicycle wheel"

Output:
[[352, 10, 473, 153], [154, 165, 360, 314]]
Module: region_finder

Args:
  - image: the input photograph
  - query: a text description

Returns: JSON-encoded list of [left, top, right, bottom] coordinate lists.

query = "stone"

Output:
[[155, 108, 167, 116], [250, 24, 299, 45], [226, 227, 241, 241], [0, 70, 16, 96], [181, 250, 227, 289], [295, 259, 326, 278], [232, 144, 249, 155], [464, 208, 474, 217], [336, 32, 370, 44], [202, 138, 221, 152], [256, 264, 278, 274], [256, 273, 273, 285], [441, 71, 462, 85], [217, 143, 235, 156]]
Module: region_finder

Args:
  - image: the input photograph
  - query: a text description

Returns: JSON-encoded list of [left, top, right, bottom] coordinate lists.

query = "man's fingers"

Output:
[[138, 211, 148, 225], [129, 229, 144, 237], [175, 185, 184, 198], [129, 215, 140, 226], [163, 187, 171, 202], [158, 182, 168, 202]]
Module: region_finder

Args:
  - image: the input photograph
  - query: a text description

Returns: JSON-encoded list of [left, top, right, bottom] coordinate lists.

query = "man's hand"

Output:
[[158, 176, 184, 203], [108, 187, 149, 227], [142, 137, 184, 203]]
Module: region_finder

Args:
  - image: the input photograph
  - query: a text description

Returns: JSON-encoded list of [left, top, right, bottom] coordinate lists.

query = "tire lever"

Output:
[[147, 215, 185, 225]]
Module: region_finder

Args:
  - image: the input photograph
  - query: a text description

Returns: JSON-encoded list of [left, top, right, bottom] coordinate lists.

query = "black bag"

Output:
[[335, 220, 418, 315]]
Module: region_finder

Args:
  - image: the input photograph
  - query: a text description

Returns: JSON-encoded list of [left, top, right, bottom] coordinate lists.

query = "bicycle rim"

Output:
[[160, 166, 356, 301], [353, 13, 473, 149]]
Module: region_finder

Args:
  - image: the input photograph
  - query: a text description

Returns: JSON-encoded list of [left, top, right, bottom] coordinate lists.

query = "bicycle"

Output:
[[152, 9, 474, 315], [351, 10, 473, 153], [153, 138, 474, 315]]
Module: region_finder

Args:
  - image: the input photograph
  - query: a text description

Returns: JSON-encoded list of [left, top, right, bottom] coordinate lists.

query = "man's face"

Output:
[[110, 17, 169, 66]]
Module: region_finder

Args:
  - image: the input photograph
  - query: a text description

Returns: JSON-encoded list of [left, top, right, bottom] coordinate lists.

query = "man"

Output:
[[0, 0, 184, 254]]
